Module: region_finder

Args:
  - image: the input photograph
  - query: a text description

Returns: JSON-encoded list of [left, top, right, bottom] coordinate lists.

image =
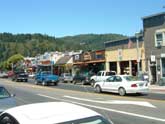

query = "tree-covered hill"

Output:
[[0, 32, 127, 62]]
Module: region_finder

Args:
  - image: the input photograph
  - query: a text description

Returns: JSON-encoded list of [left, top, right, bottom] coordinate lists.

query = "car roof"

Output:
[[5, 102, 100, 124]]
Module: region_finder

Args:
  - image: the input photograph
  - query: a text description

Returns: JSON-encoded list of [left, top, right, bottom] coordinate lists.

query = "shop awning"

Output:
[[55, 55, 72, 66]]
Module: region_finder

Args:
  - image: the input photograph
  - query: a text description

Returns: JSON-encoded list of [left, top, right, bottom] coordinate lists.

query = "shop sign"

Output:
[[118, 49, 122, 61], [151, 55, 156, 62], [95, 51, 104, 59], [83, 52, 92, 61], [41, 60, 51, 65]]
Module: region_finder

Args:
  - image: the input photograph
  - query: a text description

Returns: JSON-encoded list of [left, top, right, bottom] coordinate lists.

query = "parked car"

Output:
[[35, 71, 59, 86], [7, 71, 14, 77], [0, 72, 8, 78], [0, 102, 113, 124], [0, 85, 16, 113], [72, 73, 91, 85], [94, 75, 149, 96], [12, 72, 28, 82], [59, 73, 73, 83], [90, 70, 116, 86], [28, 73, 36, 78]]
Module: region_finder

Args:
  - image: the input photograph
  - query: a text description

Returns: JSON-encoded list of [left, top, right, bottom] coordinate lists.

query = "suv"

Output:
[[12, 72, 28, 82], [72, 73, 91, 85]]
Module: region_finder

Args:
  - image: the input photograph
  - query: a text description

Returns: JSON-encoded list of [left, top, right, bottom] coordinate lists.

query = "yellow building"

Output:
[[105, 35, 146, 76]]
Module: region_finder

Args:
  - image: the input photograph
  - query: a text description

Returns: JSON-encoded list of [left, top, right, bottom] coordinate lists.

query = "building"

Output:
[[142, 12, 165, 84], [73, 50, 106, 75], [105, 35, 145, 76]]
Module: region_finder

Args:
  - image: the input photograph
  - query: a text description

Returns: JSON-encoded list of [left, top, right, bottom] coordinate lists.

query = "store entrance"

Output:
[[162, 58, 165, 77], [120, 61, 129, 75], [109, 62, 117, 72], [150, 64, 157, 84]]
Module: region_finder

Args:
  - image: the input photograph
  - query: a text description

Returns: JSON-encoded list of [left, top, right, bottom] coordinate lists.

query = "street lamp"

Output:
[[135, 32, 141, 76]]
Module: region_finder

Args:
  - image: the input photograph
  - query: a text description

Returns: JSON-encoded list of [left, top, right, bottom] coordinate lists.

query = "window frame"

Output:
[[155, 29, 165, 47]]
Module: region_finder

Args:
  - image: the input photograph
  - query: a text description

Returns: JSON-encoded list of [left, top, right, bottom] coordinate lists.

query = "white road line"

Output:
[[64, 95, 156, 108], [37, 94, 165, 122]]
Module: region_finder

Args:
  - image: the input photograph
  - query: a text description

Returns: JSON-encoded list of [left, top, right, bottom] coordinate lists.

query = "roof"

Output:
[[55, 55, 72, 65], [142, 12, 165, 20], [104, 34, 143, 44], [5, 102, 99, 124]]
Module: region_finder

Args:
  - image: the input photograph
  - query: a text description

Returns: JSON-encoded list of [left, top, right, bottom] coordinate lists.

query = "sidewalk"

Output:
[[149, 85, 165, 94]]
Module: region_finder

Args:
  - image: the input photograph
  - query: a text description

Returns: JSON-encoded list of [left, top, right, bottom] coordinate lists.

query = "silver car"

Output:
[[59, 73, 73, 83], [0, 85, 16, 113]]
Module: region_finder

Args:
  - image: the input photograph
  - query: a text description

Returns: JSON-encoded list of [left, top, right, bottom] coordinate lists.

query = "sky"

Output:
[[0, 0, 164, 38]]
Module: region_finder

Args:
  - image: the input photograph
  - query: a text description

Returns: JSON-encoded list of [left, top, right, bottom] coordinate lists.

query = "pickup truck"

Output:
[[35, 71, 59, 86], [90, 71, 116, 86]]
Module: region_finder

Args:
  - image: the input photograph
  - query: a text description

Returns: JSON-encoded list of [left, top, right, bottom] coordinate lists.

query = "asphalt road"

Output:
[[25, 78, 165, 101], [0, 78, 165, 124]]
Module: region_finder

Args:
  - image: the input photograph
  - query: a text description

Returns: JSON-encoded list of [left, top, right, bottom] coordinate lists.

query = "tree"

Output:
[[6, 54, 24, 70]]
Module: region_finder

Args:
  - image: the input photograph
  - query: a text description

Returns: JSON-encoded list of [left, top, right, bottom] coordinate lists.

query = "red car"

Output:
[[7, 71, 15, 77]]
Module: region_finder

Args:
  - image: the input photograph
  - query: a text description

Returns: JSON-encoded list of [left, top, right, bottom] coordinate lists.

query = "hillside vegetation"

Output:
[[0, 32, 127, 62]]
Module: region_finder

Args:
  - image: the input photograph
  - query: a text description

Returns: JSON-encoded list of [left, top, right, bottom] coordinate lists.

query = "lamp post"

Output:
[[135, 32, 140, 76]]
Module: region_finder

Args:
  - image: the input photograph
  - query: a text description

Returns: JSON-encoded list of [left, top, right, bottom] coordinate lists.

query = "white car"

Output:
[[94, 75, 149, 96], [0, 102, 113, 124]]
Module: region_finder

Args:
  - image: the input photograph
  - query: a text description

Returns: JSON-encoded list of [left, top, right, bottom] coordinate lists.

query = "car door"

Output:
[[111, 76, 123, 92], [102, 76, 115, 92], [96, 72, 102, 82]]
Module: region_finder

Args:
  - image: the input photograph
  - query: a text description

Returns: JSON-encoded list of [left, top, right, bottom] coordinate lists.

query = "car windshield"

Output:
[[65, 73, 71, 76], [60, 116, 112, 124], [123, 76, 140, 81], [0, 87, 10, 99], [42, 71, 51, 75]]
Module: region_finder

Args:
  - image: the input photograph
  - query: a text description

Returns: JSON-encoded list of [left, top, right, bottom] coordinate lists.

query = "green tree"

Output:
[[6, 54, 24, 70]]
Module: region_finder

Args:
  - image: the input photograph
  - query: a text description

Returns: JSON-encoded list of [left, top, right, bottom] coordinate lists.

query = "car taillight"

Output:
[[131, 84, 137, 87]]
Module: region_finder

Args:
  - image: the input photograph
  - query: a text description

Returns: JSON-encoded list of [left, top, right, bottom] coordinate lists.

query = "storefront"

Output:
[[105, 36, 145, 76], [161, 55, 165, 77], [55, 55, 72, 75], [73, 50, 105, 75]]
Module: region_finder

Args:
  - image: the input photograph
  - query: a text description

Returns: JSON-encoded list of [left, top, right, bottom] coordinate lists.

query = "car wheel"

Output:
[[54, 82, 57, 86], [118, 87, 126, 96], [42, 80, 47, 86], [91, 80, 95, 87], [95, 85, 102, 93]]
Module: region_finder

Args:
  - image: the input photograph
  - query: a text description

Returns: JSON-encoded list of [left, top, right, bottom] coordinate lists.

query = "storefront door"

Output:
[[162, 58, 165, 77]]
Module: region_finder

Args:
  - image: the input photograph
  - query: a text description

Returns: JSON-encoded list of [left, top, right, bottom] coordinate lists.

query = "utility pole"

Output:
[[135, 32, 140, 77]]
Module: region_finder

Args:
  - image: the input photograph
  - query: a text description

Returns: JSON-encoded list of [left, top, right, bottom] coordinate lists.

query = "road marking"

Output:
[[1, 79, 165, 103], [37, 94, 165, 122], [64, 95, 156, 108]]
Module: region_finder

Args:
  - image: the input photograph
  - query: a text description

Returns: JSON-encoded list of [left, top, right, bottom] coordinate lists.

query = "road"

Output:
[[27, 78, 165, 101], [0, 78, 165, 124]]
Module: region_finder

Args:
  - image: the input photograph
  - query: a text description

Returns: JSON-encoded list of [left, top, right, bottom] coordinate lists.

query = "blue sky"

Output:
[[0, 0, 164, 37]]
